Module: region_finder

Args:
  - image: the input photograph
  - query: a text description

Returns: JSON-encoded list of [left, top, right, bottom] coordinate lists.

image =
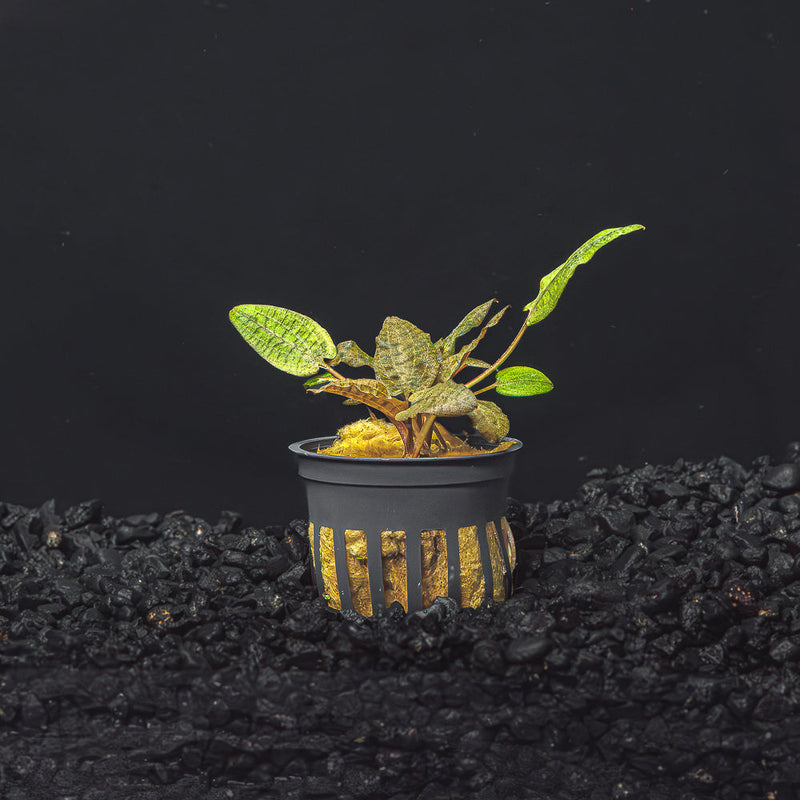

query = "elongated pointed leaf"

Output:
[[373, 317, 439, 397], [332, 340, 374, 368], [495, 366, 554, 397], [395, 380, 478, 421], [230, 304, 336, 377], [308, 379, 407, 416], [437, 299, 496, 357], [455, 305, 509, 365], [524, 224, 644, 326], [437, 352, 494, 382], [438, 304, 509, 384], [304, 372, 371, 403], [468, 400, 510, 442]]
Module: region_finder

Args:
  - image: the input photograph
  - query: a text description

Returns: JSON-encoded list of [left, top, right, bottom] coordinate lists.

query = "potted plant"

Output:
[[230, 225, 643, 616]]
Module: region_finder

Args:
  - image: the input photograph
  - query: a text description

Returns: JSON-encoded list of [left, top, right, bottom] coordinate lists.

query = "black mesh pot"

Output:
[[289, 436, 522, 616]]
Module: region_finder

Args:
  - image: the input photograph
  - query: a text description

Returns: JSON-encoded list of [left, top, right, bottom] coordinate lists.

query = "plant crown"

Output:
[[230, 225, 644, 457]]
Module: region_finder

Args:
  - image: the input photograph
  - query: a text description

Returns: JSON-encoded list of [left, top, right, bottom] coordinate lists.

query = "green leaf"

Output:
[[524, 224, 644, 326], [229, 304, 337, 377], [467, 400, 510, 443], [395, 380, 478, 421], [495, 366, 554, 397], [303, 373, 335, 387], [331, 340, 374, 368], [373, 317, 439, 397], [437, 300, 496, 357]]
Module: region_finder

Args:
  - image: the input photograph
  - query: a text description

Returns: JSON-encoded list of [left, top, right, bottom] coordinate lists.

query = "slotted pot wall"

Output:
[[289, 436, 522, 616]]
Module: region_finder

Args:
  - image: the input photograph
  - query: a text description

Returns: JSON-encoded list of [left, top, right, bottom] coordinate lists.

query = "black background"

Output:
[[1, 1, 798, 527]]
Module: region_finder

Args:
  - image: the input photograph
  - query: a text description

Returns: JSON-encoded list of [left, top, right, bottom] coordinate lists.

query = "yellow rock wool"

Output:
[[318, 418, 405, 458], [318, 417, 514, 458]]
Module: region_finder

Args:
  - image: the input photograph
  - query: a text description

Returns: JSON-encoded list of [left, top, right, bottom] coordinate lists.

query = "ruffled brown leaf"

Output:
[[468, 399, 510, 443], [308, 379, 405, 414], [331, 340, 374, 368], [373, 317, 439, 397]]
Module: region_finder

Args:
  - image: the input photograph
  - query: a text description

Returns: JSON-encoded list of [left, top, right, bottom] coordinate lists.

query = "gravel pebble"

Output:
[[3, 445, 800, 798]]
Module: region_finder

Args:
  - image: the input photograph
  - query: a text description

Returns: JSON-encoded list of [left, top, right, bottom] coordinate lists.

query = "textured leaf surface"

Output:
[[395, 380, 478, 421], [373, 317, 439, 397], [468, 400, 510, 442], [437, 300, 496, 357], [439, 305, 509, 385], [437, 351, 494, 382], [455, 305, 509, 363], [332, 340, 374, 368], [229, 304, 336, 377], [436, 353, 461, 383], [308, 379, 408, 417], [495, 366, 554, 397], [524, 225, 644, 326], [464, 358, 492, 369]]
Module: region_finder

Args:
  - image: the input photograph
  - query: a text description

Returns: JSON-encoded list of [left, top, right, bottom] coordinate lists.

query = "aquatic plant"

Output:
[[230, 224, 644, 457]]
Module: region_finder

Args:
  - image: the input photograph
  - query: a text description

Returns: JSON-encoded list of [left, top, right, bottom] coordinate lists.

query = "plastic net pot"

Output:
[[289, 436, 522, 616]]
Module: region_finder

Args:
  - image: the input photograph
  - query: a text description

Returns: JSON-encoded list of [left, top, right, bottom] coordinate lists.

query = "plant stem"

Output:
[[433, 422, 467, 449], [322, 363, 346, 380], [411, 414, 437, 457], [465, 310, 532, 389], [424, 419, 435, 448], [472, 382, 497, 396]]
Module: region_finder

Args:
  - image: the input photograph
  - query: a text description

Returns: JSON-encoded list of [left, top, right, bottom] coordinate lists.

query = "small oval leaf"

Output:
[[524, 225, 644, 326], [230, 304, 336, 377], [495, 366, 554, 397]]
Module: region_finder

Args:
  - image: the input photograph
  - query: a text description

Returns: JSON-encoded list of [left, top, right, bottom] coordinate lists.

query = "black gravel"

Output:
[[3, 445, 800, 799]]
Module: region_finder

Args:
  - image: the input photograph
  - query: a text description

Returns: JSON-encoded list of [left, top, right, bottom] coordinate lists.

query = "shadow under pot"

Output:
[[289, 436, 522, 617]]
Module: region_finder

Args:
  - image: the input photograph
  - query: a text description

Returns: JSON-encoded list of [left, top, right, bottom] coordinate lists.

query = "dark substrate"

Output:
[[3, 446, 800, 800]]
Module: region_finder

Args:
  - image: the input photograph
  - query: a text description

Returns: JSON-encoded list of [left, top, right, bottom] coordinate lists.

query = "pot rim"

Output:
[[288, 435, 523, 463]]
